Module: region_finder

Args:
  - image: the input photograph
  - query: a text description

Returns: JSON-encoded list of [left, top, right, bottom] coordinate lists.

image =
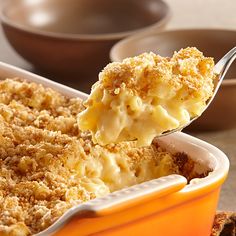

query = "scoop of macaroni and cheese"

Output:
[[78, 47, 216, 146]]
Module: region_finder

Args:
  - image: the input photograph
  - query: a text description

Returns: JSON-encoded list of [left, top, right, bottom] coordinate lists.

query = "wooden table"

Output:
[[0, 0, 235, 211]]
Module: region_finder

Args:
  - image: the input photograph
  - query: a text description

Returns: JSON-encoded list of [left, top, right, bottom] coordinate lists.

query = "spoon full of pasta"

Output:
[[78, 47, 236, 147]]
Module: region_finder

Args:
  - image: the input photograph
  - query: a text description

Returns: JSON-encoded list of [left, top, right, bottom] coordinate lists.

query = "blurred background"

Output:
[[0, 0, 235, 212], [0, 0, 235, 92]]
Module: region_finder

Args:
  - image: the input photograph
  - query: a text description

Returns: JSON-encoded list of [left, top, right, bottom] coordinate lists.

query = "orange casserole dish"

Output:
[[0, 62, 229, 236]]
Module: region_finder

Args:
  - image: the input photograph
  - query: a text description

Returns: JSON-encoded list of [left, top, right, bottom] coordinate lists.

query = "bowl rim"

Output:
[[110, 28, 236, 84], [0, 0, 171, 41]]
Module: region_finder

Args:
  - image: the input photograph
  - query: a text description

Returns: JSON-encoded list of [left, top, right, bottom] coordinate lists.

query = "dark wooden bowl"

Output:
[[0, 0, 170, 80]]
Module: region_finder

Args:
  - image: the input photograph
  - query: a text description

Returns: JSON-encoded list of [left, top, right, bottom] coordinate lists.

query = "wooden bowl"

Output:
[[110, 29, 236, 131], [0, 0, 170, 80]]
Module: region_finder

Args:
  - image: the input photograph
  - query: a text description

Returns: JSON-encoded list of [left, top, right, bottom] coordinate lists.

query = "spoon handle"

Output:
[[200, 47, 236, 117], [214, 46, 236, 86]]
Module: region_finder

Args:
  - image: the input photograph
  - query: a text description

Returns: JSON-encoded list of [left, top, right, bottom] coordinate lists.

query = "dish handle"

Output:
[[90, 174, 187, 216], [35, 174, 186, 236]]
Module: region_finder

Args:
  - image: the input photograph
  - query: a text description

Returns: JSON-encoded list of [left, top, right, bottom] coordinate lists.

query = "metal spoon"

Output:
[[161, 46, 236, 137]]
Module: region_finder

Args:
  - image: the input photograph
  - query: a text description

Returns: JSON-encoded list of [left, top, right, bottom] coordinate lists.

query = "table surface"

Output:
[[0, 0, 235, 211]]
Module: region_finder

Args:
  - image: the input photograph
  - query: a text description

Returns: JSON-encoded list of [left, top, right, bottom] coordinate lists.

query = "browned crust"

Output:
[[98, 47, 215, 100]]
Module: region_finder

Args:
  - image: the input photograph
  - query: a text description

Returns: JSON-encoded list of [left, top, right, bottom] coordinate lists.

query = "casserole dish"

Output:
[[0, 62, 229, 236]]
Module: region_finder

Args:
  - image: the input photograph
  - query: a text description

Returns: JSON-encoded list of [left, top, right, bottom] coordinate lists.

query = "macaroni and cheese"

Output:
[[78, 47, 216, 146], [0, 79, 201, 235]]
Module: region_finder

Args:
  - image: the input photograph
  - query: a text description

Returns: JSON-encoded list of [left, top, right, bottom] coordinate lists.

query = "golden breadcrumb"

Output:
[[0, 78, 83, 136], [100, 47, 215, 99], [0, 78, 207, 235]]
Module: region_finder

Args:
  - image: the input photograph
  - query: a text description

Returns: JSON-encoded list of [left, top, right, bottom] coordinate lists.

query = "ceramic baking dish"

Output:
[[0, 62, 229, 236]]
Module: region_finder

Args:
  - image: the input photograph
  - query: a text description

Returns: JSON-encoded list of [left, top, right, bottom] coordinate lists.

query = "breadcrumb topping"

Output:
[[100, 47, 215, 99]]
